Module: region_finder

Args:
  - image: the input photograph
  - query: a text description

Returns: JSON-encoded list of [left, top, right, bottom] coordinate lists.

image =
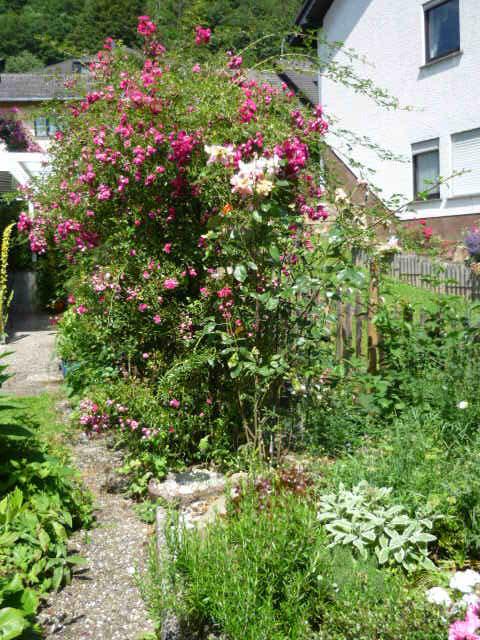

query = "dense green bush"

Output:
[[324, 408, 480, 563]]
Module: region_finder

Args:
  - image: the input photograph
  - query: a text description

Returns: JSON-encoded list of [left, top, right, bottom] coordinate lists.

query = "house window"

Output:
[[452, 128, 480, 196], [413, 140, 440, 199], [34, 117, 57, 138], [425, 0, 460, 62], [72, 60, 83, 73]]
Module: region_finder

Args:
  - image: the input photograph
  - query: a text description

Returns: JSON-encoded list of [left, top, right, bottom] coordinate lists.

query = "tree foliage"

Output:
[[0, 0, 302, 69]]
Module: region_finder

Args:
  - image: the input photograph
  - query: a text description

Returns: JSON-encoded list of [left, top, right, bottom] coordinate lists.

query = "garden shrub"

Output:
[[19, 16, 365, 471], [325, 408, 480, 563], [146, 483, 446, 640]]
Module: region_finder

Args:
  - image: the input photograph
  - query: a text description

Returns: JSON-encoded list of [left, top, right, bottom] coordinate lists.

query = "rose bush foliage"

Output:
[[19, 19, 341, 467]]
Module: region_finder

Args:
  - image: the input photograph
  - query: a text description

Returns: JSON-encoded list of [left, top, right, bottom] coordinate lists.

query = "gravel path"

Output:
[[4, 313, 156, 639], [39, 434, 155, 640]]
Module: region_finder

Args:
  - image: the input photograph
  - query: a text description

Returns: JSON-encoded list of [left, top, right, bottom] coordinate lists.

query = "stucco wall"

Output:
[[319, 0, 480, 235]]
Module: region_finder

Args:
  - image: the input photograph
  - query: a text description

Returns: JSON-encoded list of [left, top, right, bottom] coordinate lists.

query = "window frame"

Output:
[[424, 0, 460, 64], [34, 117, 58, 139], [413, 147, 441, 200]]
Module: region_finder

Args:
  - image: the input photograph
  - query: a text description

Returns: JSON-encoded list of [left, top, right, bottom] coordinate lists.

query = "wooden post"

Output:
[[367, 257, 380, 374], [344, 302, 353, 365], [336, 299, 345, 362], [355, 293, 363, 358]]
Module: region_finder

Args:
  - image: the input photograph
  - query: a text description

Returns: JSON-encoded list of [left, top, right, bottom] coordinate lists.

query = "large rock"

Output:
[[149, 469, 226, 505]]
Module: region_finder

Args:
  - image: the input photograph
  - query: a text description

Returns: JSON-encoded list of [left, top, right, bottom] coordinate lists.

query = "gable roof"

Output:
[[295, 0, 335, 29], [0, 73, 77, 102]]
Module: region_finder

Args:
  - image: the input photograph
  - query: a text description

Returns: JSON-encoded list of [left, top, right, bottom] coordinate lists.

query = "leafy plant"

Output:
[[317, 481, 436, 571], [0, 355, 92, 637]]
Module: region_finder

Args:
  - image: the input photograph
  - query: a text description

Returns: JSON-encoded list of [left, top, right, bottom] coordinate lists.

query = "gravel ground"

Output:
[[39, 434, 156, 640]]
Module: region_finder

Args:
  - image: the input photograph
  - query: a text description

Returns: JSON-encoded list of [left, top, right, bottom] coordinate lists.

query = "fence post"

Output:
[[367, 257, 380, 374], [355, 293, 363, 358], [336, 298, 345, 361]]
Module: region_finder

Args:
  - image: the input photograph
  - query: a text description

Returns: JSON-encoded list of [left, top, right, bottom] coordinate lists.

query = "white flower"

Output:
[[204, 144, 235, 166], [0, 140, 6, 152], [230, 172, 254, 197], [426, 587, 452, 607], [450, 570, 480, 593], [377, 235, 401, 254], [334, 188, 349, 204], [461, 593, 480, 607], [457, 401, 469, 410], [255, 177, 274, 197]]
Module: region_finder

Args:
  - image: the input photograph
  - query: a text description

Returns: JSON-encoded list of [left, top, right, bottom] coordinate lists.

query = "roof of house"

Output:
[[248, 63, 319, 107], [295, 0, 335, 29], [280, 68, 318, 105], [0, 73, 77, 102]]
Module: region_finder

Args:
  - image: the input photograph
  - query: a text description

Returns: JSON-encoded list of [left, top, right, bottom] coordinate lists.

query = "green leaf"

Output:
[[38, 529, 50, 552], [0, 423, 33, 440], [376, 546, 389, 565], [233, 264, 247, 283], [269, 245, 281, 263], [252, 210, 263, 223], [0, 608, 27, 640], [20, 589, 38, 616]]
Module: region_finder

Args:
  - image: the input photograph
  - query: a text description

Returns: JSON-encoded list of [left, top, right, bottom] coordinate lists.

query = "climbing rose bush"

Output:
[[20, 17, 338, 464]]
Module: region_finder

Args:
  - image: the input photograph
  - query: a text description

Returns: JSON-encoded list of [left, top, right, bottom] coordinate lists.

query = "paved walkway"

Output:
[[1, 313, 62, 396]]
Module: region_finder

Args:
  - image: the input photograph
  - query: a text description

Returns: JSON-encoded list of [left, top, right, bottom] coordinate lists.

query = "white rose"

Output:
[[461, 593, 480, 607], [426, 587, 452, 607], [457, 401, 469, 410], [450, 570, 480, 593]]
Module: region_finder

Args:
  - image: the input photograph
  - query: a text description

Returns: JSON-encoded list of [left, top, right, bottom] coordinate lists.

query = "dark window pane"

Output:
[[426, 0, 460, 61], [34, 117, 48, 138], [414, 150, 440, 198], [47, 119, 59, 136]]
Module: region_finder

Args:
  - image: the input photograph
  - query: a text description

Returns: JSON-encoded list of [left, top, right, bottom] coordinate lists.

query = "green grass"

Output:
[[0, 391, 68, 443], [382, 276, 467, 312]]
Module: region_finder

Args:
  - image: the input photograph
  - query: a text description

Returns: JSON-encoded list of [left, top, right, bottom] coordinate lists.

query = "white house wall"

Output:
[[319, 0, 480, 221]]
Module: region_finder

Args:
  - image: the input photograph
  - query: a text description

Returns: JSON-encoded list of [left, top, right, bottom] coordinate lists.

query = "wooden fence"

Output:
[[333, 254, 479, 372], [381, 253, 480, 300]]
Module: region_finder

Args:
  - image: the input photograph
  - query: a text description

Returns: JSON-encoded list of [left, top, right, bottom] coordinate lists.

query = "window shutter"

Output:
[[0, 171, 13, 193], [452, 128, 480, 196]]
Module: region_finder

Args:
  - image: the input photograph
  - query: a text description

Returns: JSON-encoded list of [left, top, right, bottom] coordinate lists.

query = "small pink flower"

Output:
[[163, 243, 172, 254], [192, 63, 201, 73], [143, 271, 150, 279], [153, 314, 162, 324], [195, 25, 211, 45], [217, 287, 232, 298], [449, 607, 480, 640], [142, 352, 149, 359], [76, 304, 88, 315], [163, 278, 179, 290], [138, 303, 148, 312], [169, 398, 180, 409], [138, 15, 157, 37]]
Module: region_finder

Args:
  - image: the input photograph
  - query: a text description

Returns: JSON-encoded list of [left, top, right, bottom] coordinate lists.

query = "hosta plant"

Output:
[[317, 481, 436, 571]]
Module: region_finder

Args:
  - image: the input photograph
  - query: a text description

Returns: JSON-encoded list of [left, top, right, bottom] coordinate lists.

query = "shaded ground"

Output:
[[1, 313, 62, 396], [4, 312, 155, 640]]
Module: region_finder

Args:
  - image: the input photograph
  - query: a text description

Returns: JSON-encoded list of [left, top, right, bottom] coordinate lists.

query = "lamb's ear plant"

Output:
[[317, 481, 437, 571]]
